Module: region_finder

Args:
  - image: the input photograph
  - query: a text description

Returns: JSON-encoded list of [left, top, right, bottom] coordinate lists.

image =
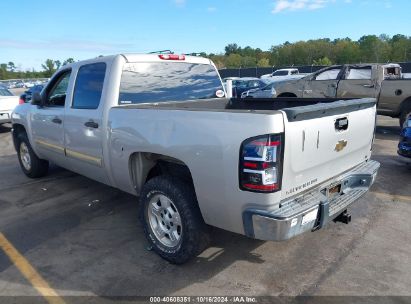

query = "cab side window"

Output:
[[315, 68, 341, 81], [72, 63, 106, 109], [45, 70, 71, 107], [346, 67, 372, 80]]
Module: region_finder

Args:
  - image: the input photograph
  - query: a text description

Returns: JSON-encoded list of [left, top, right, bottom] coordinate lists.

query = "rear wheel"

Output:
[[16, 133, 49, 178], [139, 176, 210, 264]]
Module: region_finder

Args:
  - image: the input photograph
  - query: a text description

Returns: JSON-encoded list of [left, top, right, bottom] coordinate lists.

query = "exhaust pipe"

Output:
[[334, 210, 352, 224]]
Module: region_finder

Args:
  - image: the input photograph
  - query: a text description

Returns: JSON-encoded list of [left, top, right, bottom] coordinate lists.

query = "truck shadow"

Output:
[[0, 124, 11, 134], [0, 155, 266, 297], [375, 124, 400, 141]]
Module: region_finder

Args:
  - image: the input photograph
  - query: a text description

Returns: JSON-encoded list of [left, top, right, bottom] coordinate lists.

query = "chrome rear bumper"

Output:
[[243, 160, 380, 241]]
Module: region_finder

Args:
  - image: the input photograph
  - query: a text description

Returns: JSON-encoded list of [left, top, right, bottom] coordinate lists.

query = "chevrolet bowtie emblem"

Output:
[[335, 140, 348, 152]]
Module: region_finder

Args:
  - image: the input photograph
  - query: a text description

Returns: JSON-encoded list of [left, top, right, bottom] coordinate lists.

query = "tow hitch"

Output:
[[333, 210, 352, 224]]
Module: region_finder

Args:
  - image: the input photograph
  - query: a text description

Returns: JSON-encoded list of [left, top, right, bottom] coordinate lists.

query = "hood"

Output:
[[270, 77, 303, 88]]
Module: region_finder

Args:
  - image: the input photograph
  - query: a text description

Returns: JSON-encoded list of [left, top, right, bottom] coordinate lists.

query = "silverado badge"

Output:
[[335, 140, 348, 152]]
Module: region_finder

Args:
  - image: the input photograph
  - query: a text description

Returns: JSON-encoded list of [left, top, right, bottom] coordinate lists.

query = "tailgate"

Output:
[[280, 98, 376, 200], [0, 96, 19, 112]]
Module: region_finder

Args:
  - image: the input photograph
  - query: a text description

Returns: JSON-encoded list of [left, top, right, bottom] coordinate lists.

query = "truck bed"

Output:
[[114, 97, 376, 121]]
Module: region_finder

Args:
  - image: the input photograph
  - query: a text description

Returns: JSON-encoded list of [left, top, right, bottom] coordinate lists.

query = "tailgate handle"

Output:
[[335, 117, 349, 131]]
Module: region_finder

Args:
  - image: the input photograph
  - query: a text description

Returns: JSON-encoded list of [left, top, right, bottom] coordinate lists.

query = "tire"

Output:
[[400, 104, 411, 128], [16, 133, 49, 178], [139, 176, 210, 264]]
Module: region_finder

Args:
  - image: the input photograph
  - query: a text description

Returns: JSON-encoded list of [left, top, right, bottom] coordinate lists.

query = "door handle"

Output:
[[84, 121, 99, 129], [363, 84, 375, 88], [52, 117, 62, 124]]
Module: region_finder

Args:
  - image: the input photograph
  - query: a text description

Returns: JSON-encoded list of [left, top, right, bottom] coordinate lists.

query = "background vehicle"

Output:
[[14, 82, 25, 88], [241, 82, 277, 98], [0, 86, 19, 125], [271, 63, 411, 126], [19, 84, 45, 103], [398, 117, 411, 160], [12, 54, 379, 264], [260, 68, 305, 80], [230, 77, 272, 98]]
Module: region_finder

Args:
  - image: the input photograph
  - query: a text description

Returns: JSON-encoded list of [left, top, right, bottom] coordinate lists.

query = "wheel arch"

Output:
[[278, 92, 297, 98], [129, 152, 195, 195], [399, 96, 411, 113], [11, 123, 28, 150]]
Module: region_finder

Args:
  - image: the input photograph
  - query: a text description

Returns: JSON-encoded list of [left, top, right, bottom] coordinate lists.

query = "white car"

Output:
[[0, 86, 19, 125], [23, 82, 34, 88], [261, 68, 303, 80]]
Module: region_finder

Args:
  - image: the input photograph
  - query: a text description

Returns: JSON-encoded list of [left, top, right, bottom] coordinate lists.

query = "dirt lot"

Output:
[[0, 116, 410, 302]]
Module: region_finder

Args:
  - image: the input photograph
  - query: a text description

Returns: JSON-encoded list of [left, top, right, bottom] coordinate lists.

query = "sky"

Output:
[[0, 0, 410, 70]]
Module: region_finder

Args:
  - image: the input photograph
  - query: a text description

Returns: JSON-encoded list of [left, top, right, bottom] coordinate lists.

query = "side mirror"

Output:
[[31, 92, 43, 106]]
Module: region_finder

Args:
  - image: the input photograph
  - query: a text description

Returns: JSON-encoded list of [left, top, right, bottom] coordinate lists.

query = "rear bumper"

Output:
[[243, 160, 380, 241], [0, 110, 12, 124]]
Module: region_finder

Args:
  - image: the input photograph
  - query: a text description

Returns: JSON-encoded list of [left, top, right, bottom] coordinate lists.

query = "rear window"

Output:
[[119, 62, 224, 104], [272, 70, 288, 76], [0, 88, 13, 96]]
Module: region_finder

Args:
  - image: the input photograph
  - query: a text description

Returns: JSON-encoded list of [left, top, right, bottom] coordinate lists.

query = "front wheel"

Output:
[[16, 133, 49, 178], [139, 176, 210, 264]]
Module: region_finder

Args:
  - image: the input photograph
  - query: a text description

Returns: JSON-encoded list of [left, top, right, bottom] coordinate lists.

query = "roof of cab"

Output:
[[121, 53, 212, 65], [60, 53, 214, 72]]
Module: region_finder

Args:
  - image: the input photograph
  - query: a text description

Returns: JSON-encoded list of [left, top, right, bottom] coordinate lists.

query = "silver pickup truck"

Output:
[[271, 63, 411, 126], [11, 54, 380, 264]]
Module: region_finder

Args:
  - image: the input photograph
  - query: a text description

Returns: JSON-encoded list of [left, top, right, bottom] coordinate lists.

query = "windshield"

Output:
[[119, 62, 224, 104], [272, 70, 289, 76], [261, 83, 274, 91], [0, 87, 13, 96]]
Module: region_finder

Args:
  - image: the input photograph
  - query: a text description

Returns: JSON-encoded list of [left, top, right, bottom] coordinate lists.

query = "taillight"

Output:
[[158, 54, 186, 60], [19, 98, 25, 104], [240, 134, 283, 193]]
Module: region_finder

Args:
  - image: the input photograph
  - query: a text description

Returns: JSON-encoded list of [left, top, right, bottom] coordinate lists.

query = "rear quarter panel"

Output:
[[108, 107, 285, 235], [379, 80, 411, 116]]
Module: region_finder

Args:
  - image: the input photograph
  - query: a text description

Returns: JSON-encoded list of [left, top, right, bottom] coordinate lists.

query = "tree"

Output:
[[241, 56, 256, 67], [41, 59, 57, 77], [358, 35, 390, 62], [225, 43, 241, 56], [55, 60, 62, 70], [63, 58, 75, 66], [313, 57, 332, 66], [7, 62, 16, 72], [225, 53, 242, 68], [257, 58, 270, 67], [391, 35, 411, 62]]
